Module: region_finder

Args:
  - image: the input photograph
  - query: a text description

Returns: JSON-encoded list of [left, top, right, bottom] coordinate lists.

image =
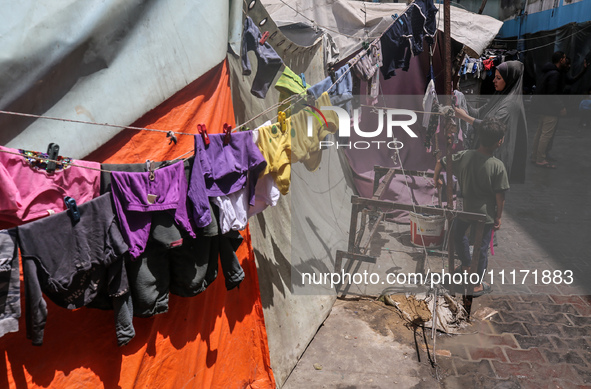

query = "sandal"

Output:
[[473, 282, 492, 297], [535, 161, 557, 169]]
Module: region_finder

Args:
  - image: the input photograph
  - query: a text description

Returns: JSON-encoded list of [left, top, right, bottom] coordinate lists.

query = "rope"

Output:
[[0, 110, 195, 136], [0, 148, 111, 173]]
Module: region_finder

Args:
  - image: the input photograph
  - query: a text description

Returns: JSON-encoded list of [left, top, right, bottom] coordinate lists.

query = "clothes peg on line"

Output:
[[328, 67, 337, 84], [223, 123, 232, 145], [146, 160, 155, 181], [197, 124, 210, 146], [278, 111, 287, 133], [259, 31, 269, 45], [166, 131, 178, 145], [64, 196, 80, 224], [46, 143, 60, 173], [300, 73, 306, 87]]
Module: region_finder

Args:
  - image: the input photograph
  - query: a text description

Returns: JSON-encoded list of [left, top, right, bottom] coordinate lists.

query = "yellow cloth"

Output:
[[256, 92, 338, 195]]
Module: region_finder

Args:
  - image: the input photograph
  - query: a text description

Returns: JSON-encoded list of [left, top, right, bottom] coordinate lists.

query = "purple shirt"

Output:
[[110, 161, 196, 258], [189, 131, 267, 218]]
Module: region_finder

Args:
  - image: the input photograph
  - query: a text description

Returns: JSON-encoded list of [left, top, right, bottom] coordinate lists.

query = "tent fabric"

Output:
[[2, 60, 275, 389], [228, 2, 356, 385], [0, 0, 242, 160], [261, 0, 503, 60]]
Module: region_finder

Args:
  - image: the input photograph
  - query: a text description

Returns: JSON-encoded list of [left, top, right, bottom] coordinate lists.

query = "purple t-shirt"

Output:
[[189, 131, 267, 221], [110, 161, 196, 258]]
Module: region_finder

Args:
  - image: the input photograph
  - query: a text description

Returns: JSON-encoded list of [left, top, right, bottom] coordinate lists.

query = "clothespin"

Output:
[[223, 123, 232, 145], [197, 124, 210, 146], [328, 67, 337, 83], [259, 31, 269, 45], [300, 73, 306, 87], [240, 125, 250, 132], [278, 111, 287, 133], [46, 143, 60, 173], [63, 196, 80, 224], [166, 131, 177, 145], [146, 159, 155, 181]]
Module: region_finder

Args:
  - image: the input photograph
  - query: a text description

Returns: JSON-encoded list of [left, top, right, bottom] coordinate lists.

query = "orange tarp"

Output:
[[1, 59, 276, 389]]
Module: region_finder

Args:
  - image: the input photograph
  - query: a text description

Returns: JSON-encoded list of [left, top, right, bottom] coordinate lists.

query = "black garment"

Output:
[[18, 193, 134, 346], [380, 0, 437, 80], [241, 16, 283, 99], [535, 62, 566, 115], [100, 159, 244, 317]]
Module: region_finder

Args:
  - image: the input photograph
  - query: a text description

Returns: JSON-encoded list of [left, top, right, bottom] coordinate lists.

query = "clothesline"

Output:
[[0, 110, 196, 136], [0, 148, 194, 174], [0, 2, 419, 148], [0, 148, 110, 172]]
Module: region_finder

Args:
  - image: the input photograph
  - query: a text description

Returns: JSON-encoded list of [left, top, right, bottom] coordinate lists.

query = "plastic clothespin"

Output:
[[300, 73, 306, 87], [46, 143, 60, 173], [278, 111, 287, 133], [146, 159, 155, 181], [197, 124, 210, 146], [63, 196, 80, 224], [328, 67, 337, 83], [223, 123, 232, 145], [240, 126, 250, 132], [166, 131, 177, 145], [259, 31, 269, 45]]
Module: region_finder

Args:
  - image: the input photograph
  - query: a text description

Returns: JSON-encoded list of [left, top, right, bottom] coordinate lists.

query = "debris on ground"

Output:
[[379, 291, 471, 334]]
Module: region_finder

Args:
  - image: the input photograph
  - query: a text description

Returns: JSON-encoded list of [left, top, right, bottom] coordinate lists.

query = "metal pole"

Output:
[[444, 0, 454, 210]]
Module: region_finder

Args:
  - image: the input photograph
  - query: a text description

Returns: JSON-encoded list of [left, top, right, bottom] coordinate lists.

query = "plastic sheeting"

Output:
[[261, 0, 503, 60], [2, 60, 275, 389], [0, 0, 242, 159]]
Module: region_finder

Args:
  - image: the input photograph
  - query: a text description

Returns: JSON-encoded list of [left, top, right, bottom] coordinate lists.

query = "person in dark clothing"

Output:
[[453, 61, 528, 184], [545, 57, 589, 160], [531, 51, 568, 168]]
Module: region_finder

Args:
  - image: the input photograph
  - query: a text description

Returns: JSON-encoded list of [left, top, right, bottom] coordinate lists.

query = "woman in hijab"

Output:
[[454, 61, 528, 184]]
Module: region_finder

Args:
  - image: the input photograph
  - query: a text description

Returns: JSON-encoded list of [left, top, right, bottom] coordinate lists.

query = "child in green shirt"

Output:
[[433, 118, 510, 296]]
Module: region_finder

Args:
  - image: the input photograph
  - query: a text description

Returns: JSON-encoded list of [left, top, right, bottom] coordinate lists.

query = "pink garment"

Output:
[[0, 145, 100, 229]]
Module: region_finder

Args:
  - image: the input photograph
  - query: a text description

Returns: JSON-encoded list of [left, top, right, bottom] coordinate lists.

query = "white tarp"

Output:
[[0, 0, 242, 159], [261, 0, 503, 60]]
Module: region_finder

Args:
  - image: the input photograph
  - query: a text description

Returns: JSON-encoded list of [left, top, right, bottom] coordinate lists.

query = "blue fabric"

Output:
[[241, 16, 283, 99], [308, 64, 353, 115]]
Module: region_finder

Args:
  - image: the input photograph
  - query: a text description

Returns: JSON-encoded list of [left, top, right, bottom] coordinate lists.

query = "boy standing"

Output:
[[433, 118, 510, 296]]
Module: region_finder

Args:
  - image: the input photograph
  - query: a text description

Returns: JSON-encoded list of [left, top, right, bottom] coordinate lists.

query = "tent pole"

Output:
[[444, 0, 453, 211]]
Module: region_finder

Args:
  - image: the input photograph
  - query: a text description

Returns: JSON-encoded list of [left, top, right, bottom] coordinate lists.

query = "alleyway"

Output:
[[284, 113, 591, 388], [435, 113, 591, 388]]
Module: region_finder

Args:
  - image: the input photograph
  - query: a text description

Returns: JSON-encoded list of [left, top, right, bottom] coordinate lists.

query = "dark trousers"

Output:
[[454, 218, 493, 277]]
